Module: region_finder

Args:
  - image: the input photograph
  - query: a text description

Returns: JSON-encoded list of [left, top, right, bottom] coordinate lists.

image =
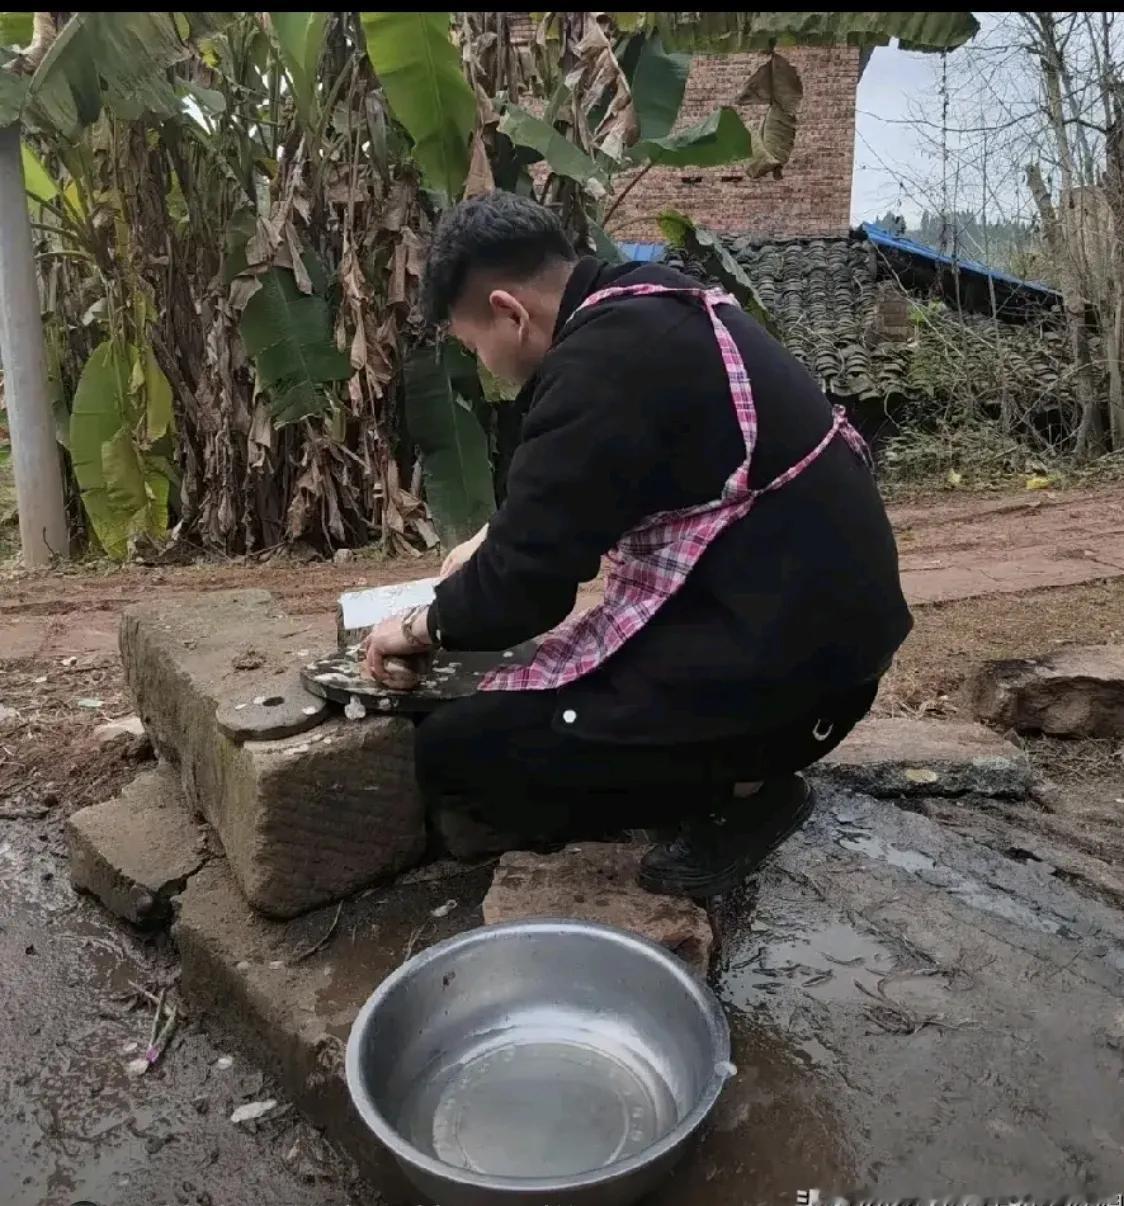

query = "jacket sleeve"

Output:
[[430, 319, 673, 651]]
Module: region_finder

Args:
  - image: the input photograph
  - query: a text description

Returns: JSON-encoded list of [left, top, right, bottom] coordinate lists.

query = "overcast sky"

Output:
[[851, 12, 1003, 226]]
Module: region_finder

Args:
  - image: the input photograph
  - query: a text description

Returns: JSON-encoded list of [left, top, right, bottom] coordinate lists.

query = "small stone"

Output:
[[76, 697, 104, 709], [904, 767, 940, 784], [93, 715, 146, 744], [333, 548, 355, 565], [233, 649, 266, 671], [215, 1055, 234, 1070], [230, 1099, 277, 1124], [0, 704, 17, 727]]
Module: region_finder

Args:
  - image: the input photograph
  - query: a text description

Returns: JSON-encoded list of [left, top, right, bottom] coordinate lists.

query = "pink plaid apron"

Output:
[[480, 283, 870, 694]]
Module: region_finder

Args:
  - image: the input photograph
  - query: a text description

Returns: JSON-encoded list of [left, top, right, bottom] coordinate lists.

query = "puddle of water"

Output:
[[647, 1011, 861, 1204], [722, 917, 899, 1009]]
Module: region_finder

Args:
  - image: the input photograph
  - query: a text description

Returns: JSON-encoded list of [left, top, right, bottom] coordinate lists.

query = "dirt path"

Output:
[[4, 484, 1124, 666], [892, 485, 1124, 603]]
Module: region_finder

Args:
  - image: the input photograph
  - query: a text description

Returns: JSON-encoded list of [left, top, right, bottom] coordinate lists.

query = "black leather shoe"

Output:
[[638, 775, 815, 899]]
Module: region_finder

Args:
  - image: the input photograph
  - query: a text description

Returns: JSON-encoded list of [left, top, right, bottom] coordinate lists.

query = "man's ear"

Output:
[[488, 288, 528, 329]]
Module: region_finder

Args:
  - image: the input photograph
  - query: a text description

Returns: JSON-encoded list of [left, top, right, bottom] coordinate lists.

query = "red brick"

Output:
[[611, 48, 859, 241]]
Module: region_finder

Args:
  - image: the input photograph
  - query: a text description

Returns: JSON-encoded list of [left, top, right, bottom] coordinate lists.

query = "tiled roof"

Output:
[[663, 233, 1078, 408]]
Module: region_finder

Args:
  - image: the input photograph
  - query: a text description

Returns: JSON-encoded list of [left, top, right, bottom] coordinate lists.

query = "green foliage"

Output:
[[268, 12, 327, 128], [239, 267, 352, 424], [0, 11, 33, 48], [623, 34, 691, 141], [68, 340, 176, 559], [20, 142, 58, 202], [630, 106, 752, 168], [614, 12, 979, 54], [499, 105, 609, 192], [24, 12, 230, 137], [659, 209, 778, 335], [361, 11, 476, 199], [405, 346, 496, 548]]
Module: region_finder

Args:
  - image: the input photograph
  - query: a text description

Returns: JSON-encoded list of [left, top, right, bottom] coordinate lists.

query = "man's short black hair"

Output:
[[423, 192, 577, 324]]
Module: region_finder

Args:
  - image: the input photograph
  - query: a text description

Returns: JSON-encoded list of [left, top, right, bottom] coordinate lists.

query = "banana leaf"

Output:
[[239, 267, 351, 424], [612, 12, 979, 53], [405, 345, 496, 549], [69, 339, 173, 558], [631, 106, 752, 169], [0, 12, 33, 48], [623, 35, 691, 141], [25, 11, 230, 137], [268, 11, 327, 128], [361, 12, 476, 199], [499, 105, 609, 194]]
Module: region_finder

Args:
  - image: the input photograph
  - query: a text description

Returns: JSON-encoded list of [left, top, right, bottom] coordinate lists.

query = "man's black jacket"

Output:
[[430, 257, 912, 744]]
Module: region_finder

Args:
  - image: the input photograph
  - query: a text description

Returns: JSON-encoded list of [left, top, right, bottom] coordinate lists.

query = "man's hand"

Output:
[[360, 608, 433, 690], [440, 523, 488, 580]]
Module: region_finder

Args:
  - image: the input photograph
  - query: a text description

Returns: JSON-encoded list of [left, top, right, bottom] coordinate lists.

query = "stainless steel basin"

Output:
[[346, 919, 732, 1206]]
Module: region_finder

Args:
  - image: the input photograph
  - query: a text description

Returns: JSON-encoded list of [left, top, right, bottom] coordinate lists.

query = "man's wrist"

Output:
[[401, 605, 435, 651]]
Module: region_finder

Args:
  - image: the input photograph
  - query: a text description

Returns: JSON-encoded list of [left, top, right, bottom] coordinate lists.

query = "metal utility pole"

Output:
[[0, 121, 68, 566]]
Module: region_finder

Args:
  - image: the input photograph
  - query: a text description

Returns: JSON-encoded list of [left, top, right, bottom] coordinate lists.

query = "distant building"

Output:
[[504, 15, 861, 241]]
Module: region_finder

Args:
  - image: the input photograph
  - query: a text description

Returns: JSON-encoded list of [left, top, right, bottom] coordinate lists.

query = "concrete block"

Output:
[[120, 590, 425, 917], [67, 765, 205, 926], [482, 843, 714, 975], [819, 716, 1031, 799]]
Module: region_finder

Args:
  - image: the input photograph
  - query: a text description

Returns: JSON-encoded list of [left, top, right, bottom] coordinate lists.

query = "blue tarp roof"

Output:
[[617, 241, 664, 262], [860, 223, 1059, 299]]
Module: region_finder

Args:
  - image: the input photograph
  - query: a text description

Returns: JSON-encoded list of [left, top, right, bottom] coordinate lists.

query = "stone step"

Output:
[[67, 765, 206, 927], [120, 590, 425, 917], [818, 715, 1031, 798], [481, 843, 713, 976], [972, 644, 1124, 737]]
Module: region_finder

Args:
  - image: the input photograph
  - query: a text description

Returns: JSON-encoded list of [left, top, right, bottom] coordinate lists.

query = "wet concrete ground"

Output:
[[6, 779, 1124, 1204], [0, 813, 371, 1206], [654, 786, 1124, 1202]]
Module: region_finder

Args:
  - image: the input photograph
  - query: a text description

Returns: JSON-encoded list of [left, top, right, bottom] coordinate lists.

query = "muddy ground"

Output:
[[2, 485, 1124, 1203]]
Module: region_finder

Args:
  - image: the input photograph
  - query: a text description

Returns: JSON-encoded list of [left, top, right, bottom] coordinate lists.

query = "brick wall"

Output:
[[610, 47, 861, 242]]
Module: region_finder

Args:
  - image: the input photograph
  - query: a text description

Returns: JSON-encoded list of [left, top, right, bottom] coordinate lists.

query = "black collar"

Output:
[[552, 257, 603, 341], [513, 258, 605, 412]]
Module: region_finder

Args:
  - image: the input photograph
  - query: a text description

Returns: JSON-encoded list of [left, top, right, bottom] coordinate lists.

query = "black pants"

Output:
[[415, 681, 878, 843]]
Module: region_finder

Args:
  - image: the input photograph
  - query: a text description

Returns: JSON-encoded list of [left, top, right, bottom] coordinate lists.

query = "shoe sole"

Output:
[[638, 781, 816, 900]]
